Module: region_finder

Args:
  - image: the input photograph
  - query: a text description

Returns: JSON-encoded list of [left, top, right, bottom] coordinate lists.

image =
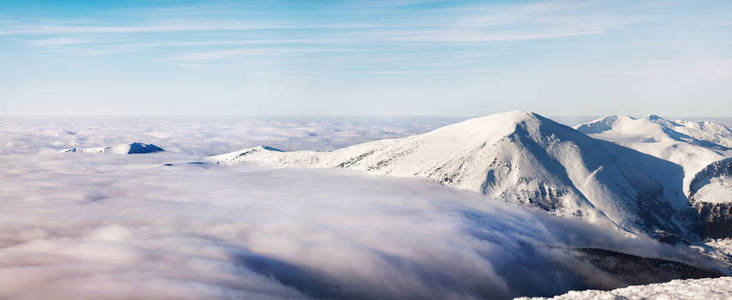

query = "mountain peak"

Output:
[[472, 111, 542, 124], [645, 114, 682, 127], [125, 142, 165, 154], [647, 114, 663, 121], [576, 114, 683, 135], [62, 142, 165, 154], [419, 111, 557, 149], [443, 111, 549, 131], [574, 115, 621, 134]]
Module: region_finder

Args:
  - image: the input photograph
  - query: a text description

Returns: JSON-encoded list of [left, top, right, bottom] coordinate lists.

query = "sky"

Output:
[[1, 0, 731, 117]]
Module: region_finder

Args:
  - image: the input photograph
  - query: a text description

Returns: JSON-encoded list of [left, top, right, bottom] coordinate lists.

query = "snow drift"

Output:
[[522, 276, 732, 300]]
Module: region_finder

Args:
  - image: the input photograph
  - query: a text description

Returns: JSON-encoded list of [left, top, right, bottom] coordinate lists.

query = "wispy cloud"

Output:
[[109, 39, 352, 49], [0, 1, 637, 39], [386, 28, 605, 42], [174, 48, 345, 61], [0, 22, 393, 35], [2, 0, 731, 116], [30, 37, 83, 47], [0, 0, 644, 67]]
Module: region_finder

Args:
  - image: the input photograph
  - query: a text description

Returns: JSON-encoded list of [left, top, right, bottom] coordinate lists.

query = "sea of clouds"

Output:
[[0, 117, 720, 299]]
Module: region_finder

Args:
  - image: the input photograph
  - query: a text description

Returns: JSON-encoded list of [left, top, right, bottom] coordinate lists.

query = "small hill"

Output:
[[61, 142, 165, 154]]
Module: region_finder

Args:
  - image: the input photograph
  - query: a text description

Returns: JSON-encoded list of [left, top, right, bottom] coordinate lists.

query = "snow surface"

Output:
[[209, 111, 695, 237], [576, 115, 732, 195], [521, 276, 732, 300], [689, 158, 732, 205], [694, 177, 732, 204], [692, 239, 732, 274]]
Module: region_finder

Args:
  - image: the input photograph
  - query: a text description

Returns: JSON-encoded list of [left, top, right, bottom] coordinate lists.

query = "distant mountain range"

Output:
[[576, 115, 732, 239]]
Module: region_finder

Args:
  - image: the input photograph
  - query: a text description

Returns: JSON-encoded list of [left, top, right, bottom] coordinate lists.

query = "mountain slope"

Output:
[[576, 115, 732, 195], [61, 142, 165, 154], [210, 111, 696, 237], [689, 158, 732, 238]]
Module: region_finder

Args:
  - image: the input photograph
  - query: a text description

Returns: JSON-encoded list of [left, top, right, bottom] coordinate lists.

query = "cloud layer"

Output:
[[0, 117, 719, 299]]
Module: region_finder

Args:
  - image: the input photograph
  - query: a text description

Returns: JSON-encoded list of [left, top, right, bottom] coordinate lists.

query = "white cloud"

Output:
[[387, 28, 605, 42], [173, 48, 341, 61], [30, 38, 83, 47], [0, 22, 388, 35]]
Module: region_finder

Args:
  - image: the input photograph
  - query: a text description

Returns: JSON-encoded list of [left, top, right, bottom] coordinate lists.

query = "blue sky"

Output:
[[1, 0, 731, 116]]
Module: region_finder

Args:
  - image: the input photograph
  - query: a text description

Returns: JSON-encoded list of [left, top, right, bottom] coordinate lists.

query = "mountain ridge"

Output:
[[575, 114, 732, 198], [209, 111, 698, 238]]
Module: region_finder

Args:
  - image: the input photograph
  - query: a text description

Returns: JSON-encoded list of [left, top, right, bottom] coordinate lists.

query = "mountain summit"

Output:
[[210, 111, 698, 238], [62, 142, 165, 154], [576, 114, 732, 150]]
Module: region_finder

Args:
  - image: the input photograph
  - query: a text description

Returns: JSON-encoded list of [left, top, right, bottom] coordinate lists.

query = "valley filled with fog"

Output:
[[1, 115, 730, 299]]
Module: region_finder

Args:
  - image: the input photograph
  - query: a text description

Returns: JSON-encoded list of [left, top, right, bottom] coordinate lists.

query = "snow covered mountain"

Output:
[[61, 142, 165, 154], [209, 111, 698, 238], [576, 115, 732, 195], [577, 115, 732, 149]]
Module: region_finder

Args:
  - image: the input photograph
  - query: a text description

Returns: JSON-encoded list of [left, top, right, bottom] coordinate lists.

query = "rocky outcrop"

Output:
[[693, 203, 732, 239]]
